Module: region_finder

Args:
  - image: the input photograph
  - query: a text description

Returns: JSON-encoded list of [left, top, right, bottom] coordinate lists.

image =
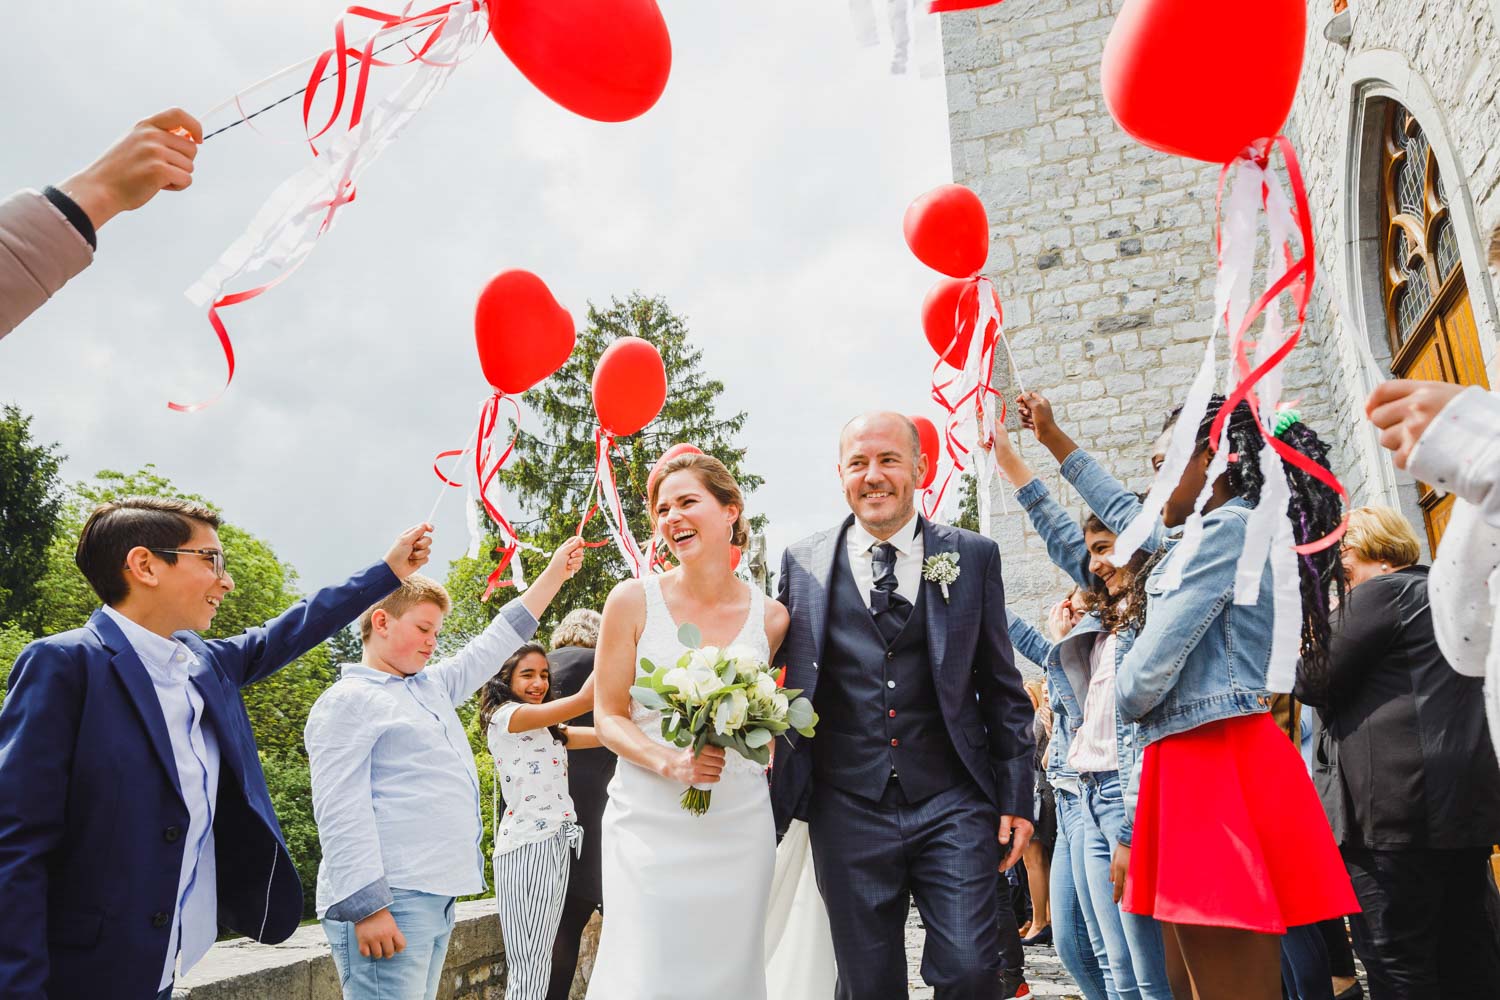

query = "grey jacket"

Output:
[[0, 189, 94, 340]]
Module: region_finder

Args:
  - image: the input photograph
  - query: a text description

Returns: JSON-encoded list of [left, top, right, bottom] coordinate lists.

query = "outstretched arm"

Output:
[[503, 675, 596, 733]]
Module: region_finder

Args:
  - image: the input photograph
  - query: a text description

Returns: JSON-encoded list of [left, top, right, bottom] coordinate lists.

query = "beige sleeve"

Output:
[[0, 189, 95, 341]]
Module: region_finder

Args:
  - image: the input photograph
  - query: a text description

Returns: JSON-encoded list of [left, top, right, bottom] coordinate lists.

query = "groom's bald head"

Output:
[[838, 412, 921, 462], [838, 412, 927, 539]]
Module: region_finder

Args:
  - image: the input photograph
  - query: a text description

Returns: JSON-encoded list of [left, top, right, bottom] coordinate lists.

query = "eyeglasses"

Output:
[[149, 547, 227, 579]]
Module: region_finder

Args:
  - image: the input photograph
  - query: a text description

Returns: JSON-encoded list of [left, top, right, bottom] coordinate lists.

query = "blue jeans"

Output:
[[1081, 772, 1172, 1000], [1053, 788, 1110, 1000], [1280, 922, 1333, 1000], [322, 888, 457, 1000]]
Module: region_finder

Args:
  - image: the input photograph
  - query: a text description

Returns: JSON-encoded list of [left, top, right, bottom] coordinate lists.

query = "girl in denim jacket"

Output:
[[1114, 398, 1356, 1000], [993, 392, 1175, 1000]]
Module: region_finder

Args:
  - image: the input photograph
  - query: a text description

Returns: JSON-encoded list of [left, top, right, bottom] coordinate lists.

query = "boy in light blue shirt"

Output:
[[306, 538, 584, 1000]]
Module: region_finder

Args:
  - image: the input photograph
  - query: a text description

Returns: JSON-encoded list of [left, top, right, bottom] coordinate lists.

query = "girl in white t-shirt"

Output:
[[480, 642, 599, 1000]]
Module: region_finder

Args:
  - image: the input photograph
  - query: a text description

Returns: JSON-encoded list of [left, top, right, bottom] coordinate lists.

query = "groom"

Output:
[[773, 412, 1035, 1000]]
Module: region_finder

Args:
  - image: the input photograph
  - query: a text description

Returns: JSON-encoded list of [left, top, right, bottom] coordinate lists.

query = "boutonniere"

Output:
[[922, 551, 960, 602]]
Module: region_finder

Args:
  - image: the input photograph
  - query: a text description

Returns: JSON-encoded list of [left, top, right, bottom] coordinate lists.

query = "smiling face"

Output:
[[839, 413, 927, 538], [655, 468, 739, 565], [369, 600, 444, 676], [1083, 525, 1132, 597], [509, 651, 551, 704], [141, 522, 235, 632]]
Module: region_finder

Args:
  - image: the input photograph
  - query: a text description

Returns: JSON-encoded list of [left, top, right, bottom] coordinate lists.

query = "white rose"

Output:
[[699, 645, 722, 666], [713, 689, 750, 735], [724, 644, 762, 680], [685, 648, 716, 673], [770, 692, 790, 720], [687, 666, 725, 702], [753, 673, 779, 702], [662, 667, 694, 699]]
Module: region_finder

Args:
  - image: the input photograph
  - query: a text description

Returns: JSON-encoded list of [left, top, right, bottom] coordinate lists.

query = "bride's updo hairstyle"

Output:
[[649, 453, 750, 548]]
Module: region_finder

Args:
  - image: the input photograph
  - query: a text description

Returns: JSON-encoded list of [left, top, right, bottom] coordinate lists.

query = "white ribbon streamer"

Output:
[[186, 3, 489, 309]]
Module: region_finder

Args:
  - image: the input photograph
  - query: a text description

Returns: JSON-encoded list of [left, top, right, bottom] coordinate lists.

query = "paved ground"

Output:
[[905, 909, 1084, 999], [904, 909, 1370, 999]]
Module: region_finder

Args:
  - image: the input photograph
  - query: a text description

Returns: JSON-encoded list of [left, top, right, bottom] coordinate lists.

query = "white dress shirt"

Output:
[[847, 513, 925, 610], [305, 599, 537, 920], [101, 605, 220, 991]]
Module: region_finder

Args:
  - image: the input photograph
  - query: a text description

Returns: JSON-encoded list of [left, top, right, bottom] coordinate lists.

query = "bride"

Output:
[[588, 453, 791, 999]]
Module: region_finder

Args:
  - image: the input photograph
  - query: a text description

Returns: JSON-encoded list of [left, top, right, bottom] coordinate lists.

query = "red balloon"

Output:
[[910, 415, 939, 490], [489, 0, 672, 123], [1101, 0, 1306, 164], [920, 277, 986, 369], [648, 443, 703, 495], [903, 184, 989, 278], [593, 336, 667, 437], [928, 0, 1003, 10], [474, 270, 575, 394]]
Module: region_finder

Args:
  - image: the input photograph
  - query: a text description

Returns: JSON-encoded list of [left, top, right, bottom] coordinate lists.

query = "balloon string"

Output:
[[426, 414, 482, 525], [202, 22, 438, 141]]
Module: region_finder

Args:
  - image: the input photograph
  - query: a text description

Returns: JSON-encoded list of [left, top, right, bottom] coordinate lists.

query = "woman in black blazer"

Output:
[[544, 609, 616, 1000], [1299, 506, 1500, 1000]]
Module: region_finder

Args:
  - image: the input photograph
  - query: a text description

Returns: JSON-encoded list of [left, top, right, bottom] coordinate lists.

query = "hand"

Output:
[[1365, 379, 1468, 470], [354, 908, 406, 959], [59, 109, 204, 230], [384, 524, 433, 580], [660, 744, 725, 785], [997, 815, 1033, 872], [1110, 843, 1130, 903], [1016, 391, 1057, 442], [545, 536, 586, 581], [1046, 598, 1075, 642]]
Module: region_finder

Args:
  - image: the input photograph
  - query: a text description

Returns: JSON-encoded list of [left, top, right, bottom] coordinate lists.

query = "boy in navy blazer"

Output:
[[0, 496, 432, 1000]]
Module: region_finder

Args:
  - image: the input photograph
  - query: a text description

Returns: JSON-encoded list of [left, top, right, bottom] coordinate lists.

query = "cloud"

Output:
[[0, 0, 952, 592]]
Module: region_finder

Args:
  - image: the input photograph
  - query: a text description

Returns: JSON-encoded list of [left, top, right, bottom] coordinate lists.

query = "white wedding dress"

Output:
[[587, 576, 777, 999], [763, 820, 838, 997]]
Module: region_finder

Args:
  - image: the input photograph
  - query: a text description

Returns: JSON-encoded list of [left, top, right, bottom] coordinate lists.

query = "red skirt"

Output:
[[1123, 712, 1359, 933]]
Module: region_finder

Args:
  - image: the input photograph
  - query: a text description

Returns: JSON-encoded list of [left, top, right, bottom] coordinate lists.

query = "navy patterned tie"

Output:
[[870, 542, 912, 643]]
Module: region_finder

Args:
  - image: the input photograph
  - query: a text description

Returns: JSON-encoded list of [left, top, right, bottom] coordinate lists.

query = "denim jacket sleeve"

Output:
[[1005, 609, 1055, 669], [1115, 510, 1244, 722], [1015, 477, 1094, 589], [1059, 448, 1163, 550]]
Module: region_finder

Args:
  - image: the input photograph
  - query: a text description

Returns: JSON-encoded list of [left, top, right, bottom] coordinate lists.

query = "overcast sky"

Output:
[[0, 1, 952, 592]]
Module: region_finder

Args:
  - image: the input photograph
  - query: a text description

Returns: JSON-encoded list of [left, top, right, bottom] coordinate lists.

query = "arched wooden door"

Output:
[[1378, 103, 1488, 549]]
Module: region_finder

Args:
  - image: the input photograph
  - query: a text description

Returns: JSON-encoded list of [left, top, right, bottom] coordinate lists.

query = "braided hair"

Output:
[[1169, 397, 1346, 692], [478, 643, 567, 744]]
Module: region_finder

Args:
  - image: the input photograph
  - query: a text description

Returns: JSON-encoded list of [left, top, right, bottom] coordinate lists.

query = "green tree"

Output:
[[444, 293, 765, 649], [0, 405, 65, 632], [0, 621, 33, 709], [953, 472, 980, 534]]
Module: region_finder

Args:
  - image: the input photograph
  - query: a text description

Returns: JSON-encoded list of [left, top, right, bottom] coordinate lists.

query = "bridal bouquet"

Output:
[[631, 623, 818, 815]]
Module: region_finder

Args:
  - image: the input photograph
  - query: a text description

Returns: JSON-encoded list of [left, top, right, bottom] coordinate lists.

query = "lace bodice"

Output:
[[632, 574, 769, 777]]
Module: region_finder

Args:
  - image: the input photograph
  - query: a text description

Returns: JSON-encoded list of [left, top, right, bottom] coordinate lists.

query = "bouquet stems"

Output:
[[680, 786, 712, 816]]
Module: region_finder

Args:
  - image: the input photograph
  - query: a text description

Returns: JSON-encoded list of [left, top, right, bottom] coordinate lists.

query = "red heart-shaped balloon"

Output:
[[474, 270, 575, 395], [593, 336, 667, 437], [1101, 0, 1306, 164], [904, 184, 989, 278], [489, 0, 672, 123], [910, 415, 940, 489], [922, 277, 999, 369]]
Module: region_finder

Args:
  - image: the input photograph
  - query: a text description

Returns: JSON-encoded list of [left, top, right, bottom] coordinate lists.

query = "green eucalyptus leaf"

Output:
[[744, 728, 773, 748], [677, 622, 703, 649], [630, 686, 668, 710]]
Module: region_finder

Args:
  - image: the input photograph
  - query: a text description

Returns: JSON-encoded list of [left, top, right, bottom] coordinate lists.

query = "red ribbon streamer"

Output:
[[1205, 136, 1348, 555], [924, 277, 1005, 519], [434, 391, 526, 601]]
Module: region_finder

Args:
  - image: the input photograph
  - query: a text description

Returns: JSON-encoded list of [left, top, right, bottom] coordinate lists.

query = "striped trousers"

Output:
[[494, 824, 583, 1000]]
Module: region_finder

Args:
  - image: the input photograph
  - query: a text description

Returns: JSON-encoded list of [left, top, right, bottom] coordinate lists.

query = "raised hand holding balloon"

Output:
[[175, 0, 672, 410], [580, 337, 668, 579], [429, 270, 576, 601], [1100, 0, 1348, 696]]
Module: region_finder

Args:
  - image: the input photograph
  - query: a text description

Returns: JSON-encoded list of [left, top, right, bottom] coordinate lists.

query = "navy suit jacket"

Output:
[[0, 562, 399, 1000], [771, 516, 1034, 834]]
